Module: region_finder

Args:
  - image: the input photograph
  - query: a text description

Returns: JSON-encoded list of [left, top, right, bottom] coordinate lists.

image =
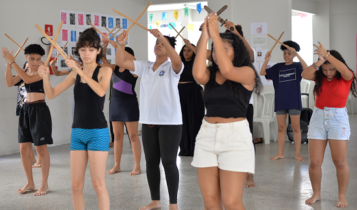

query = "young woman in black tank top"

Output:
[[177, 43, 204, 156], [102, 40, 142, 176], [2, 44, 53, 196], [38, 28, 112, 210], [191, 14, 262, 210]]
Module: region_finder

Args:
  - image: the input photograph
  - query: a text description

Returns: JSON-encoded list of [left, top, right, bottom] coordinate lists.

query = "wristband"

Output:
[[312, 64, 319, 70], [119, 43, 126, 47], [325, 52, 330, 59], [10, 61, 15, 66]]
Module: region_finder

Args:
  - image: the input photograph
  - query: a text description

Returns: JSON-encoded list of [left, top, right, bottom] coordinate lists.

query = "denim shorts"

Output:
[[307, 107, 350, 140], [276, 109, 301, 115]]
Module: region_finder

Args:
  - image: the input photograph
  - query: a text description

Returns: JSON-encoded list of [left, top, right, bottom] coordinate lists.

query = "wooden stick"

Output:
[[169, 24, 184, 40], [108, 27, 122, 40], [5, 34, 24, 51], [44, 45, 54, 66], [105, 27, 111, 33], [268, 34, 290, 49], [175, 27, 185, 38], [269, 32, 284, 53], [101, 25, 120, 42], [35, 24, 68, 60], [88, 22, 111, 41], [112, 9, 150, 31], [14, 38, 28, 58], [127, 1, 152, 32], [54, 41, 68, 59]]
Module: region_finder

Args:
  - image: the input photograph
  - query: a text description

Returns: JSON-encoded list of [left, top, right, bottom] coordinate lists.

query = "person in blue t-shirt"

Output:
[[260, 40, 308, 161]]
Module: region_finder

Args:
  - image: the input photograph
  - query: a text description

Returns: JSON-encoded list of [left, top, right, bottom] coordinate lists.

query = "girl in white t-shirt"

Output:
[[116, 29, 184, 210]]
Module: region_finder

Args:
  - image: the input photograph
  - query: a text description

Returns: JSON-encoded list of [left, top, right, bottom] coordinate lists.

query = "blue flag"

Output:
[[168, 22, 176, 30], [197, 3, 202, 14], [162, 12, 167, 21]]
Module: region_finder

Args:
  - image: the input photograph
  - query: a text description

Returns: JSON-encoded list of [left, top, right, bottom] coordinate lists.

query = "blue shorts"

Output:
[[71, 128, 110, 151], [307, 107, 350, 140]]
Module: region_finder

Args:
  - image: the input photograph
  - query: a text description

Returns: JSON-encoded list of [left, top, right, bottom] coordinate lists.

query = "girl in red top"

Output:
[[302, 42, 357, 208]]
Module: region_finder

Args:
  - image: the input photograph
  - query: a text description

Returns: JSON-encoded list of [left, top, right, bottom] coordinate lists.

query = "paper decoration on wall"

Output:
[[60, 10, 68, 25], [115, 17, 121, 28], [250, 22, 268, 35], [149, 14, 153, 23], [156, 21, 161, 28], [255, 46, 269, 62], [168, 22, 176, 30], [77, 12, 85, 27], [197, 3, 202, 14], [61, 29, 68, 44], [251, 35, 267, 46], [85, 13, 92, 26], [94, 14, 100, 26], [174, 10, 179, 20], [187, 24, 194, 31], [68, 12, 76, 27], [101, 15, 107, 27], [162, 12, 167, 21], [184, 7, 189, 17], [123, 18, 127, 29], [70, 30, 77, 42], [108, 17, 114, 29]]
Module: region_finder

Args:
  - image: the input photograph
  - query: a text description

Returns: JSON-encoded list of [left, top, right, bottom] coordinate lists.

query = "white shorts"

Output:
[[191, 119, 255, 174]]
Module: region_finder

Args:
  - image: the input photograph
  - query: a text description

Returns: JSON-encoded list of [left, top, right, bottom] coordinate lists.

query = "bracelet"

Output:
[[312, 63, 319, 70], [325, 52, 330, 59], [10, 61, 15, 66], [119, 43, 126, 47]]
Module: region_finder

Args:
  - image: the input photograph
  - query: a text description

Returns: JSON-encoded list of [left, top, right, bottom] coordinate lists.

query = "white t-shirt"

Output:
[[133, 60, 184, 125]]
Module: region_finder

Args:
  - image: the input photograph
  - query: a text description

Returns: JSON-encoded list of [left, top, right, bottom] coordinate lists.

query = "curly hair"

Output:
[[24, 44, 45, 56], [179, 43, 196, 62], [314, 50, 357, 98], [205, 32, 263, 98], [163, 35, 176, 49], [74, 27, 102, 63], [280, 40, 300, 52], [225, 25, 243, 37]]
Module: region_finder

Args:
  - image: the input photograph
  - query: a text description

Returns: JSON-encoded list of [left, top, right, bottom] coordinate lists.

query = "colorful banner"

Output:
[[187, 24, 194, 31], [184, 7, 189, 17], [197, 3, 202, 14], [149, 14, 153, 23], [174, 10, 179, 20], [162, 12, 167, 21], [156, 21, 161, 28], [168, 22, 176, 30]]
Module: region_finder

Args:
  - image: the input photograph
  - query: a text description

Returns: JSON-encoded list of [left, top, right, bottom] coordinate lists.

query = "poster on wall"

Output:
[[69, 11, 77, 27], [61, 28, 69, 44], [108, 16, 114, 29], [251, 35, 267, 46], [76, 11, 85, 27], [101, 15, 107, 28], [69, 29, 77, 43], [115, 17, 121, 28], [255, 47, 269, 62], [93, 13, 101, 27], [60, 10, 69, 26], [122, 18, 128, 29], [250, 22, 268, 36], [85, 12, 93, 27]]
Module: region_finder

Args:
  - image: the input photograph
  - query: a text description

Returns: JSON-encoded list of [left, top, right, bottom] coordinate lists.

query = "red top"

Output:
[[315, 75, 353, 109]]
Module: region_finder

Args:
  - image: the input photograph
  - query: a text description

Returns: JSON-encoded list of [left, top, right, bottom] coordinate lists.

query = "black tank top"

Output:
[[23, 69, 44, 93], [72, 66, 107, 129], [111, 66, 137, 100], [179, 60, 195, 82], [203, 80, 252, 118]]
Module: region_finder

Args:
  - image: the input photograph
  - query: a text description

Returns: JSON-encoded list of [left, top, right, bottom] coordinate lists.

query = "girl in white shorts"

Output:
[[302, 43, 357, 208], [191, 13, 262, 209]]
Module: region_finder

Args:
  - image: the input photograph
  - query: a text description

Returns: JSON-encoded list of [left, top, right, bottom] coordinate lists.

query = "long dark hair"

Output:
[[179, 44, 196, 62], [205, 32, 262, 98], [74, 28, 102, 63], [314, 50, 357, 98]]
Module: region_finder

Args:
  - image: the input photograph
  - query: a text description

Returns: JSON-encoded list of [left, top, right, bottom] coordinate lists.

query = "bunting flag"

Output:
[[156, 21, 161, 28], [149, 14, 153, 23], [197, 3, 202, 14], [184, 7, 189, 17], [174, 10, 179, 20], [168, 22, 176, 30], [187, 24, 194, 31], [149, 25, 152, 29], [162, 12, 167, 21]]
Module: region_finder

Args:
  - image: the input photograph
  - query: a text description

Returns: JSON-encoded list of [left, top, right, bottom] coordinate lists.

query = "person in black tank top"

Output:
[[177, 42, 204, 156], [102, 41, 142, 176], [3, 44, 54, 196], [191, 14, 263, 210], [38, 28, 112, 209]]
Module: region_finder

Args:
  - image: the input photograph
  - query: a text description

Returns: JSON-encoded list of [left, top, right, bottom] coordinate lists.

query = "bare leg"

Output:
[[33, 145, 50, 196], [220, 169, 247, 210], [270, 114, 287, 160], [71, 150, 88, 210], [30, 146, 36, 164], [329, 140, 349, 208], [305, 139, 327, 204], [126, 121, 141, 175], [290, 115, 304, 161], [18, 143, 35, 194], [107, 121, 124, 174], [197, 167, 223, 210], [88, 151, 110, 210], [245, 173, 255, 188], [33, 147, 42, 168]]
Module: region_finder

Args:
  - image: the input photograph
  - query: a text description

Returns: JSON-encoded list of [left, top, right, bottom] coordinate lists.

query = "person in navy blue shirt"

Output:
[[260, 40, 308, 161]]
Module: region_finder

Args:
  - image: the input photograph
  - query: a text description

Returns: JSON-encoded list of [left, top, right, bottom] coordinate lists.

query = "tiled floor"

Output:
[[1, 116, 357, 210]]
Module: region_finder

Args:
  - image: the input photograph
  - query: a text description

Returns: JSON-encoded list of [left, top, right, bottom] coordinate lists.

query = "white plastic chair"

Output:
[[301, 79, 311, 108], [253, 92, 276, 144], [347, 92, 354, 114]]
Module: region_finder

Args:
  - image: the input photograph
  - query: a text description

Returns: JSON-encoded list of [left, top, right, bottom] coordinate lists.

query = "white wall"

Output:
[[0, 0, 147, 156]]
